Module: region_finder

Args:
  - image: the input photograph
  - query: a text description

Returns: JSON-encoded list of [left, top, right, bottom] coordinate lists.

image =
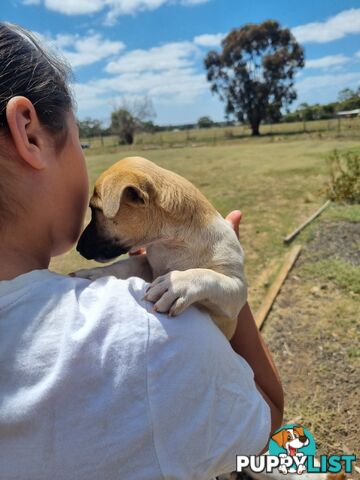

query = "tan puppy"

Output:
[[75, 156, 247, 339]]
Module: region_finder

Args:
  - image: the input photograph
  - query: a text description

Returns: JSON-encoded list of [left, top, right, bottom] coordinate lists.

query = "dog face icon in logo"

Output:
[[269, 424, 316, 474], [272, 425, 309, 456]]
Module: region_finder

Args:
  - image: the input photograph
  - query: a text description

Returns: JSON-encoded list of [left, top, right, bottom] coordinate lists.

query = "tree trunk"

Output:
[[124, 131, 134, 144], [251, 121, 260, 136]]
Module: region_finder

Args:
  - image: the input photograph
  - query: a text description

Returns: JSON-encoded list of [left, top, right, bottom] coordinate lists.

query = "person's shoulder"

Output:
[[74, 273, 148, 306], [50, 270, 148, 305], [146, 302, 225, 353], [45, 271, 150, 332], [145, 302, 256, 389]]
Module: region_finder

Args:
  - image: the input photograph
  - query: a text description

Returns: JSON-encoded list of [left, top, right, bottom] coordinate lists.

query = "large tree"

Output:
[[204, 20, 305, 135], [78, 118, 103, 139], [111, 97, 156, 145], [198, 116, 214, 128]]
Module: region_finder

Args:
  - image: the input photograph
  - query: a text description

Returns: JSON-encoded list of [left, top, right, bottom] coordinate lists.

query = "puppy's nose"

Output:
[[299, 435, 307, 443]]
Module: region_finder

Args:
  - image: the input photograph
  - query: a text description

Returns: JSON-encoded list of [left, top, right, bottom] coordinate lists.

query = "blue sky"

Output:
[[3, 0, 360, 125]]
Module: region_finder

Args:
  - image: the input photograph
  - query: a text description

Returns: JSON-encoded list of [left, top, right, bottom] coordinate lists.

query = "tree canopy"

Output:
[[204, 20, 305, 135], [337, 87, 360, 111], [111, 97, 156, 145], [197, 116, 214, 128]]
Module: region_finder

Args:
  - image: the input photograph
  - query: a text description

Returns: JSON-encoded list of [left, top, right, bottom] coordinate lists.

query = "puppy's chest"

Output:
[[147, 244, 211, 277]]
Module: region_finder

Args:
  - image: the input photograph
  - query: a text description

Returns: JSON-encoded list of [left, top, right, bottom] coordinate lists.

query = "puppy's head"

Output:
[[77, 156, 214, 262], [77, 160, 158, 262]]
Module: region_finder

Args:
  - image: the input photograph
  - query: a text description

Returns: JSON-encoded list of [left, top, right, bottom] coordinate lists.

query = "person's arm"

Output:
[[225, 210, 284, 449], [230, 302, 284, 446]]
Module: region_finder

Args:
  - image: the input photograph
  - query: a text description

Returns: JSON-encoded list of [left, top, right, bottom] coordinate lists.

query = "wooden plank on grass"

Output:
[[255, 245, 302, 329], [283, 200, 331, 244]]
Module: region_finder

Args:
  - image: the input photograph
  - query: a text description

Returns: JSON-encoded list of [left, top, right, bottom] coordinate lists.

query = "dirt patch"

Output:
[[301, 220, 360, 266], [261, 219, 360, 477]]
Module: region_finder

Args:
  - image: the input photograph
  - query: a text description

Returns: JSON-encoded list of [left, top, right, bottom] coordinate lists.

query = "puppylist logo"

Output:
[[236, 424, 356, 475]]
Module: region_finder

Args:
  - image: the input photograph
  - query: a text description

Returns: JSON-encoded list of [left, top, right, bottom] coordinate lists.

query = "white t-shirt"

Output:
[[0, 269, 270, 480]]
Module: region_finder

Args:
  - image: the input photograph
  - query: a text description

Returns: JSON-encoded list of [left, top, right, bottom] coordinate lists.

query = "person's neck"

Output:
[[0, 237, 51, 282]]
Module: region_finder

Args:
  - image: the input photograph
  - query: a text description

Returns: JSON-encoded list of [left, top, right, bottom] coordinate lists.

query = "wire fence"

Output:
[[80, 116, 360, 153]]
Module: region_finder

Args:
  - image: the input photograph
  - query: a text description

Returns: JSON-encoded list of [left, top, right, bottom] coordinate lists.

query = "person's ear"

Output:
[[6, 96, 46, 170]]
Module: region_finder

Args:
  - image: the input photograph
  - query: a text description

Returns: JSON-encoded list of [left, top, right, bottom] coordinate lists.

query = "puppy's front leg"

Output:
[[73, 254, 153, 282], [144, 268, 247, 336]]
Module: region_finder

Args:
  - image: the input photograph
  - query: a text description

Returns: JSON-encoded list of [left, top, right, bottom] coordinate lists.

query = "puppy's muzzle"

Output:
[[76, 221, 130, 262]]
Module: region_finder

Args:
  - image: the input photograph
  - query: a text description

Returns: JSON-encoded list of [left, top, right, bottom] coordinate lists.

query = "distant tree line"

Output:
[[281, 87, 360, 123], [78, 85, 359, 143]]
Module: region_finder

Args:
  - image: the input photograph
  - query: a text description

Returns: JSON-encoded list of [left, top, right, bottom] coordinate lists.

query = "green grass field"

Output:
[[51, 130, 360, 310]]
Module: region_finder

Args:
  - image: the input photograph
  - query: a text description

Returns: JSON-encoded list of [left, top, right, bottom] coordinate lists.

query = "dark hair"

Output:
[[0, 22, 74, 142], [0, 23, 74, 228]]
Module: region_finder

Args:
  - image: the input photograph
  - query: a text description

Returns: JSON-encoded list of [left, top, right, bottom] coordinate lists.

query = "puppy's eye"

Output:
[[294, 433, 299, 438], [287, 435, 292, 440]]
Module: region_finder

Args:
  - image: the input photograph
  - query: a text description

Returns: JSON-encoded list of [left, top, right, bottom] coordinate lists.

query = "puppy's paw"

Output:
[[144, 270, 199, 316], [72, 268, 102, 281]]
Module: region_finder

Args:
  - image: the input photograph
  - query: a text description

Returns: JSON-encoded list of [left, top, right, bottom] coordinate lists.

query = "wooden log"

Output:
[[283, 200, 331, 244], [255, 245, 302, 329]]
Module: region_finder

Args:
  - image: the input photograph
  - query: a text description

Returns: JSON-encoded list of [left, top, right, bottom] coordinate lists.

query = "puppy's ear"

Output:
[[101, 176, 149, 218], [271, 429, 287, 447]]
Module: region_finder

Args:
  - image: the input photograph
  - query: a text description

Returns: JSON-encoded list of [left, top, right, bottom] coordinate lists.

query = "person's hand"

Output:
[[224, 210, 242, 240]]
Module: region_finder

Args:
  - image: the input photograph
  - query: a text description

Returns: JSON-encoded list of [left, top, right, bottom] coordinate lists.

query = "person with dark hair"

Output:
[[0, 23, 283, 480]]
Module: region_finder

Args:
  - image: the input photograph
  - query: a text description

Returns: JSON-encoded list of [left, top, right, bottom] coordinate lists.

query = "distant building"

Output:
[[336, 109, 360, 117]]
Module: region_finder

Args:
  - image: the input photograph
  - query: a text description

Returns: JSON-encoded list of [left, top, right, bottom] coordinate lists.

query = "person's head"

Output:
[[0, 23, 88, 257]]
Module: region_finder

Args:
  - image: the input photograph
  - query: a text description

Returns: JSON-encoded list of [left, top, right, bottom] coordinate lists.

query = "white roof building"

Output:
[[336, 109, 360, 116]]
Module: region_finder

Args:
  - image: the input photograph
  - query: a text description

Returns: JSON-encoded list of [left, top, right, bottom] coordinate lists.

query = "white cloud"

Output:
[[23, 0, 211, 19], [45, 0, 102, 14], [193, 32, 224, 47], [74, 37, 209, 119], [73, 68, 208, 120], [181, 0, 209, 4], [292, 8, 360, 43], [296, 71, 360, 106], [97, 40, 207, 103], [96, 68, 207, 101], [40, 32, 125, 68], [105, 41, 198, 74], [305, 54, 351, 70]]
